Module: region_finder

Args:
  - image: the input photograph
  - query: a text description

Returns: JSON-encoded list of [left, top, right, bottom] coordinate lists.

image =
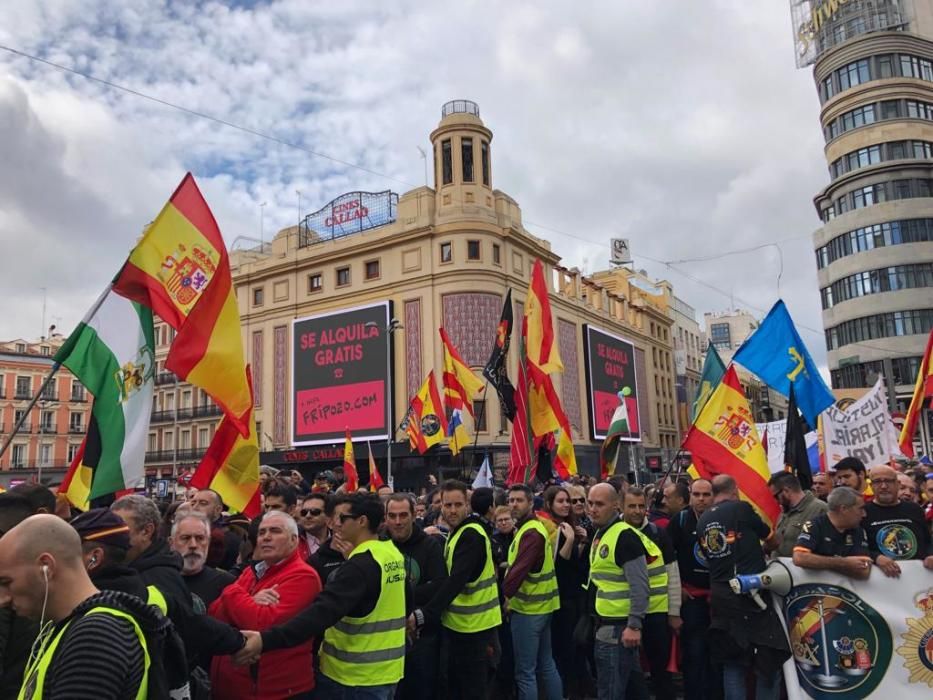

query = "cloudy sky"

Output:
[[0, 1, 830, 365]]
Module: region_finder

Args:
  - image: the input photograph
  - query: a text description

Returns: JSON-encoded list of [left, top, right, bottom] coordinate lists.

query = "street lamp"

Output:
[[366, 318, 403, 486]]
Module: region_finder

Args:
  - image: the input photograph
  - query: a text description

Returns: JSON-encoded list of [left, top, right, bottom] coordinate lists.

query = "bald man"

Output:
[[0, 514, 158, 698], [863, 466, 933, 577]]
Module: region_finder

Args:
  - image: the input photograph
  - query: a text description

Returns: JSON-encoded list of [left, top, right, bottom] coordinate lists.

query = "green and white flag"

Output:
[[599, 387, 633, 476], [55, 290, 155, 499]]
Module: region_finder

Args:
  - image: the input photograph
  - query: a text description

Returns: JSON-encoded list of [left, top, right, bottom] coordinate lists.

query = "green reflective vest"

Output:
[[319, 539, 407, 686], [632, 525, 670, 614], [506, 518, 560, 614], [588, 519, 667, 620], [146, 585, 168, 615], [18, 606, 149, 700], [441, 522, 502, 633]]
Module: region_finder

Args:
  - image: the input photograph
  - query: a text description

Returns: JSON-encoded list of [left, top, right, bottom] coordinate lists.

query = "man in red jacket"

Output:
[[209, 510, 322, 699]]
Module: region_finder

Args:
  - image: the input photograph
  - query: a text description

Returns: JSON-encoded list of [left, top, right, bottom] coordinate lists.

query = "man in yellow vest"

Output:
[[585, 483, 651, 699], [408, 480, 502, 699], [0, 514, 155, 699], [236, 493, 408, 700], [502, 483, 562, 700]]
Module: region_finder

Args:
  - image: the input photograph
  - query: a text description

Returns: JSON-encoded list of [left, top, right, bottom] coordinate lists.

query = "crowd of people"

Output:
[[0, 455, 931, 699]]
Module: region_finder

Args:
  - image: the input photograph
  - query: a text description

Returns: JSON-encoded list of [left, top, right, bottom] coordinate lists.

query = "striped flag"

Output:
[[507, 321, 533, 484], [113, 173, 251, 436], [54, 291, 154, 500], [899, 327, 933, 457], [367, 442, 385, 491], [343, 428, 358, 492], [683, 364, 780, 529]]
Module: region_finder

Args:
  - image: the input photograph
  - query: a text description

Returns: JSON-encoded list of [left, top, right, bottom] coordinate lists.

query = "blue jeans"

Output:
[[510, 611, 563, 700], [594, 624, 641, 700], [722, 664, 781, 700], [681, 596, 722, 700], [314, 673, 396, 700]]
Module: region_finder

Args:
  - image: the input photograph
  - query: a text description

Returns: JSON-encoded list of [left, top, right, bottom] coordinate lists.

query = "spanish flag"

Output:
[[523, 260, 576, 478], [189, 366, 260, 517], [367, 442, 386, 491], [407, 371, 448, 454], [683, 365, 780, 529], [343, 428, 359, 492], [439, 328, 485, 418], [113, 173, 251, 436], [899, 327, 933, 458]]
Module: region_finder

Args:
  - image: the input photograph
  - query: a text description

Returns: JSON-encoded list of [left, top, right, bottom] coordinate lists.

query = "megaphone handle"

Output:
[[750, 590, 767, 611]]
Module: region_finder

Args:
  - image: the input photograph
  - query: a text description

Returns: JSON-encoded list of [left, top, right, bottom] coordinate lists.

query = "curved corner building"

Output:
[[800, 0, 933, 408]]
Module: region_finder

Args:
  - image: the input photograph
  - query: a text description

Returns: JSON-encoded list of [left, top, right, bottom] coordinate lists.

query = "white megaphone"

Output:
[[728, 560, 793, 611]]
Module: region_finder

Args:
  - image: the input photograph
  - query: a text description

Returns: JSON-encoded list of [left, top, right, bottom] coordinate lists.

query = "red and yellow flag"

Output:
[[439, 328, 485, 418], [407, 371, 448, 454], [522, 260, 576, 478], [343, 428, 359, 492], [683, 365, 780, 529], [113, 173, 251, 436], [189, 366, 260, 517], [899, 327, 933, 458], [367, 442, 386, 492], [60, 437, 92, 511]]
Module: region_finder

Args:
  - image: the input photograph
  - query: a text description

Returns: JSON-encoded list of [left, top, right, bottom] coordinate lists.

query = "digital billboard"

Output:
[[292, 302, 392, 446], [583, 325, 642, 442]]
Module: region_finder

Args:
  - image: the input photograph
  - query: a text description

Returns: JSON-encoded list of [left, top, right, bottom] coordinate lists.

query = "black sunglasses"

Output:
[[338, 512, 361, 523], [300, 508, 324, 517], [571, 498, 586, 504]]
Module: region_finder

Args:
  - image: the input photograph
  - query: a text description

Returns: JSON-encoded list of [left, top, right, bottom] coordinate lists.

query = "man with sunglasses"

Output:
[[235, 493, 409, 699], [297, 494, 331, 558]]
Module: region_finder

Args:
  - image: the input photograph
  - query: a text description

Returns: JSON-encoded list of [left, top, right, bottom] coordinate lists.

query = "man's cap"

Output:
[[70, 508, 131, 550]]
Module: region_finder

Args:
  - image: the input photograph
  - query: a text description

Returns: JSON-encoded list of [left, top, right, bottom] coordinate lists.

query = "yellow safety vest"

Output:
[[319, 539, 407, 686], [588, 519, 666, 620], [18, 606, 149, 700], [506, 518, 560, 615], [632, 525, 670, 614], [146, 585, 168, 615], [441, 522, 502, 633]]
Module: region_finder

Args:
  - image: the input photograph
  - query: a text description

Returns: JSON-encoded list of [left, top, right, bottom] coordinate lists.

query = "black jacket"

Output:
[[92, 563, 148, 599], [388, 523, 448, 608], [307, 537, 346, 585], [0, 608, 37, 699]]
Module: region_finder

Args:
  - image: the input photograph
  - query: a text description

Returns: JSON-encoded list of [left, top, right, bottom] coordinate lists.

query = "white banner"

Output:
[[820, 378, 903, 468], [756, 420, 818, 474], [777, 559, 933, 698]]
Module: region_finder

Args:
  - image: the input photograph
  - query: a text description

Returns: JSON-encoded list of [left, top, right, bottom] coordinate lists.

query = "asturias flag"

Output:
[[692, 342, 726, 422], [113, 173, 251, 437], [899, 327, 933, 457], [54, 290, 155, 500], [683, 365, 781, 529], [732, 300, 834, 427]]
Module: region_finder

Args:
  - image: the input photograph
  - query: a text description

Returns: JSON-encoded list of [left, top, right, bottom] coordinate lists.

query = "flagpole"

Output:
[[0, 285, 113, 467]]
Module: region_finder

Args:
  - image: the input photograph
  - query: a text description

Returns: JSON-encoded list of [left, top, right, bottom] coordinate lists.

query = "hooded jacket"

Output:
[[210, 548, 322, 699], [91, 563, 148, 599], [387, 522, 448, 608]]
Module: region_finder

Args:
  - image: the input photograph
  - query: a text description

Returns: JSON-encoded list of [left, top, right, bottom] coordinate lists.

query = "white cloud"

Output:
[[0, 0, 835, 367]]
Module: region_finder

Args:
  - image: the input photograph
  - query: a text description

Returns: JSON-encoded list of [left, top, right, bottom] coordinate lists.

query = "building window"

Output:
[[481, 141, 490, 185], [336, 267, 350, 287], [40, 411, 54, 432], [825, 308, 933, 350], [69, 412, 83, 432], [365, 260, 380, 280], [440, 242, 452, 263], [15, 376, 31, 398], [252, 287, 264, 306], [467, 240, 481, 260], [492, 244, 501, 265], [42, 378, 57, 401], [40, 346, 49, 356], [15, 343, 25, 354], [308, 273, 322, 293], [199, 428, 210, 448], [461, 137, 474, 182], [441, 139, 452, 185], [11, 444, 26, 469], [39, 444, 52, 466], [68, 443, 80, 463], [474, 399, 487, 432], [710, 323, 731, 350]]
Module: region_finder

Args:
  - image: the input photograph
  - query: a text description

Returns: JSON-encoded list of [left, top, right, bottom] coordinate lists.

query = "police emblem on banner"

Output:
[[784, 583, 893, 699], [896, 589, 933, 688]]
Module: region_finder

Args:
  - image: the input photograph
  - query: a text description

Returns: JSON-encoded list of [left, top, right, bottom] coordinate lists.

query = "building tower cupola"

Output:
[[429, 100, 495, 218]]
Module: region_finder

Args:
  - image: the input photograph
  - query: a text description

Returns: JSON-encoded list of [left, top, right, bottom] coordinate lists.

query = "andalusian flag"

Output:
[[343, 428, 359, 492], [683, 365, 780, 529], [692, 342, 725, 422], [189, 366, 260, 517], [113, 173, 251, 437], [54, 291, 155, 500], [899, 327, 933, 457]]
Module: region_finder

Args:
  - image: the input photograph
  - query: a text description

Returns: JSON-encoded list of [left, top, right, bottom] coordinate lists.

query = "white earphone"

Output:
[[41, 564, 48, 581]]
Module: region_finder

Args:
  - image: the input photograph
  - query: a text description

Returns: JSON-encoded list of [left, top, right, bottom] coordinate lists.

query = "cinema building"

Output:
[[793, 0, 933, 451], [147, 101, 681, 486]]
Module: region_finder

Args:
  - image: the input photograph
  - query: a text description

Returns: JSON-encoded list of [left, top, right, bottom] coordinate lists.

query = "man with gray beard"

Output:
[[170, 512, 235, 612]]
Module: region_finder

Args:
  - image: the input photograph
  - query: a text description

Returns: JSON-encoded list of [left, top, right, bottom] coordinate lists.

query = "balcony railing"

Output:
[[150, 410, 176, 423], [177, 407, 193, 420], [69, 424, 85, 434], [144, 447, 206, 463], [145, 450, 175, 463], [155, 373, 177, 386], [40, 391, 58, 402], [70, 392, 87, 403], [39, 423, 57, 434], [14, 391, 31, 400], [192, 404, 223, 419]]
